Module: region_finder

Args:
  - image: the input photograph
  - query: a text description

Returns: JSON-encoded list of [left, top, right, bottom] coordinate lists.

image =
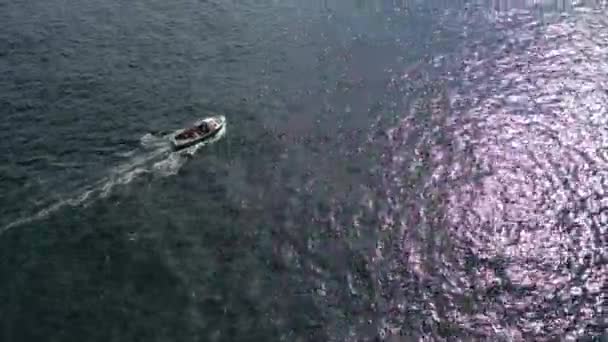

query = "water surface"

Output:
[[1, 0, 606, 341]]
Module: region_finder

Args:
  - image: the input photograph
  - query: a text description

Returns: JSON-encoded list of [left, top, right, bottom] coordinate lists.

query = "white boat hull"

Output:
[[170, 115, 226, 151]]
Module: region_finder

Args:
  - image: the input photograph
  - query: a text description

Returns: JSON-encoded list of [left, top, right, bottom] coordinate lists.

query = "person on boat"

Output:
[[197, 122, 210, 134]]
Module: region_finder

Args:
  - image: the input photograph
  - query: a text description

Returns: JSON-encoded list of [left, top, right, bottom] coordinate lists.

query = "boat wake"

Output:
[[0, 125, 226, 235]]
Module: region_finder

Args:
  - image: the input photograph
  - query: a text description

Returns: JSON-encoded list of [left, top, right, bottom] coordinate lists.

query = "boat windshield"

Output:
[[198, 123, 210, 133]]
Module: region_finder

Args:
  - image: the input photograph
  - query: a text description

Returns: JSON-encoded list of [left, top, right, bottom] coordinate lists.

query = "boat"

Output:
[[170, 115, 226, 151]]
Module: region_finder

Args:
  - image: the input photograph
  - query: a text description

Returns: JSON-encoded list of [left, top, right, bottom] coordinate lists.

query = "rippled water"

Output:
[[378, 8, 608, 340], [1, 0, 606, 341]]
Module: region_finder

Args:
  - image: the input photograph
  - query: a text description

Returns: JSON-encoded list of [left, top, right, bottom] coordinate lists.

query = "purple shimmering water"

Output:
[[0, 1, 605, 341]]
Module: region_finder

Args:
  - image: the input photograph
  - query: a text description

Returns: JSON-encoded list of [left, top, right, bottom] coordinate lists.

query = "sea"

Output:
[[0, 0, 606, 341]]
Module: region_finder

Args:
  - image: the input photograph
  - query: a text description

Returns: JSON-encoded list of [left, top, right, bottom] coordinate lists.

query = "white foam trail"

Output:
[[0, 124, 227, 235], [139, 132, 170, 149]]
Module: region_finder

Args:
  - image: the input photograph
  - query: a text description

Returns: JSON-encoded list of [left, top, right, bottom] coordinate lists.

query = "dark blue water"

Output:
[[1, 0, 606, 341]]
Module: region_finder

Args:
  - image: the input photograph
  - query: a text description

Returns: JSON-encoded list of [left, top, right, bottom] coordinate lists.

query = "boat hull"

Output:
[[170, 115, 226, 151]]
